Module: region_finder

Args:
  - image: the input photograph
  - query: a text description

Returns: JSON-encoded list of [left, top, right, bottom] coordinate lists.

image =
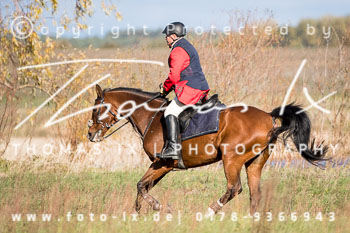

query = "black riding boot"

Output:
[[157, 115, 181, 160]]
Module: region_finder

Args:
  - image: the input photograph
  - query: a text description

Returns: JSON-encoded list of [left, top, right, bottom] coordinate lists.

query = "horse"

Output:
[[87, 84, 328, 216]]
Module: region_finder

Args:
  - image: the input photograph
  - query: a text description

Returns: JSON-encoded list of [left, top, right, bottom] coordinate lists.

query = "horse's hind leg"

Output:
[[205, 157, 243, 217], [134, 159, 173, 213], [244, 149, 270, 215]]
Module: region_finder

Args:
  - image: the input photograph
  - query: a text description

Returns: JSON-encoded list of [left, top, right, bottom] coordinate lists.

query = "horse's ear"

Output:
[[96, 84, 103, 98]]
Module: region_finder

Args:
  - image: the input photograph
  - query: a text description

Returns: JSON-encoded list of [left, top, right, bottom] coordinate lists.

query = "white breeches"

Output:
[[164, 99, 185, 117]]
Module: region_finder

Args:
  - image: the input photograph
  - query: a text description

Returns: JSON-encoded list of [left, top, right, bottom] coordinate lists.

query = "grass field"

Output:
[[0, 163, 349, 233]]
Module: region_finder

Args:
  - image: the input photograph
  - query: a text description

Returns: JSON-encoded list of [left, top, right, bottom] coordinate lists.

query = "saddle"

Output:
[[178, 94, 221, 133]]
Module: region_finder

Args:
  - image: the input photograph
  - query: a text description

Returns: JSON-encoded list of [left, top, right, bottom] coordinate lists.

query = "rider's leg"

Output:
[[158, 98, 184, 159], [164, 97, 185, 118]]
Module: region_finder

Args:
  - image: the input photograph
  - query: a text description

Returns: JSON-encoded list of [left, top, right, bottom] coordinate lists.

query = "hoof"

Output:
[[152, 203, 173, 213], [152, 203, 161, 211], [204, 207, 215, 219], [133, 206, 141, 214]]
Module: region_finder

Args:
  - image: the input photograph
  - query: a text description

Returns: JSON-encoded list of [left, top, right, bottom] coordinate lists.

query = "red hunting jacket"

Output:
[[163, 38, 210, 105]]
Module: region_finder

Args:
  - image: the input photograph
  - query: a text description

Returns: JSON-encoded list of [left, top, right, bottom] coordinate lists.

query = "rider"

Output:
[[157, 22, 210, 160]]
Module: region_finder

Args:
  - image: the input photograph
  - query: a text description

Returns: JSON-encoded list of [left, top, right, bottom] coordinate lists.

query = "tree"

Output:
[[0, 0, 121, 156]]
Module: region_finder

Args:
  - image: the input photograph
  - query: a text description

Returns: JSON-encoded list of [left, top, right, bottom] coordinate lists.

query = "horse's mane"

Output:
[[104, 87, 160, 99]]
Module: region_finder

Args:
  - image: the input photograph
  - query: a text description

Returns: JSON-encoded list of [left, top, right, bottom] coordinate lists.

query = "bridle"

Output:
[[88, 96, 129, 139], [88, 93, 162, 139]]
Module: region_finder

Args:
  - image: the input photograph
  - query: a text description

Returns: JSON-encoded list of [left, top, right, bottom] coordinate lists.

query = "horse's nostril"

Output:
[[87, 132, 92, 139]]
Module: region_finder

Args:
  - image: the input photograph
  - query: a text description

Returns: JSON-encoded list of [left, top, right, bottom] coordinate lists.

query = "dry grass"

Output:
[[0, 167, 349, 232]]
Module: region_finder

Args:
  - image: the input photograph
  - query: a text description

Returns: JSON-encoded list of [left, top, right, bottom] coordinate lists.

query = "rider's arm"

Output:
[[163, 47, 190, 92]]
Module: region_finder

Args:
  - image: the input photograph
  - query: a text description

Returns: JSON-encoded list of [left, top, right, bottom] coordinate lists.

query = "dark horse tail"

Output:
[[268, 103, 329, 168]]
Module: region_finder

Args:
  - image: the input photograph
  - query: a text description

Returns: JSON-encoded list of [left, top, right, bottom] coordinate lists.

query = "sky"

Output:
[[108, 0, 350, 28], [5, 0, 350, 38]]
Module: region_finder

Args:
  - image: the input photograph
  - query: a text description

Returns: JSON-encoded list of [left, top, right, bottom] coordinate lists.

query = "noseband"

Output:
[[88, 96, 129, 139]]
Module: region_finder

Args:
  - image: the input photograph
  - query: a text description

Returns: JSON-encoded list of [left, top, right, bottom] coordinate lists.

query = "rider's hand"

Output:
[[159, 83, 169, 97]]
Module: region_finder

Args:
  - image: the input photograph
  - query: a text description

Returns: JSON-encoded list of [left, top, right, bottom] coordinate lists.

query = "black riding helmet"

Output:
[[162, 22, 186, 37]]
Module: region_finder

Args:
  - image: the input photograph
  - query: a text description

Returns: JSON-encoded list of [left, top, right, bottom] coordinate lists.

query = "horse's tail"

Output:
[[268, 103, 329, 168]]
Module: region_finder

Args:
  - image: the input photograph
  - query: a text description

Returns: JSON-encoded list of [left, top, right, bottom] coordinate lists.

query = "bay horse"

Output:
[[87, 84, 328, 216]]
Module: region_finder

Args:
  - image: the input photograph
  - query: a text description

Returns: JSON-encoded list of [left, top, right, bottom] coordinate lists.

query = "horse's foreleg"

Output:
[[134, 159, 173, 213], [205, 159, 242, 217]]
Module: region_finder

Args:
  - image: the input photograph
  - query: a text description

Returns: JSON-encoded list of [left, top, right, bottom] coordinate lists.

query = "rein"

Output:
[[91, 93, 163, 139], [103, 121, 129, 139]]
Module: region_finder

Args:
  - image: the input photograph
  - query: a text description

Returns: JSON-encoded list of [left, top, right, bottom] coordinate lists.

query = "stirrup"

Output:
[[155, 153, 180, 160], [155, 152, 186, 169]]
